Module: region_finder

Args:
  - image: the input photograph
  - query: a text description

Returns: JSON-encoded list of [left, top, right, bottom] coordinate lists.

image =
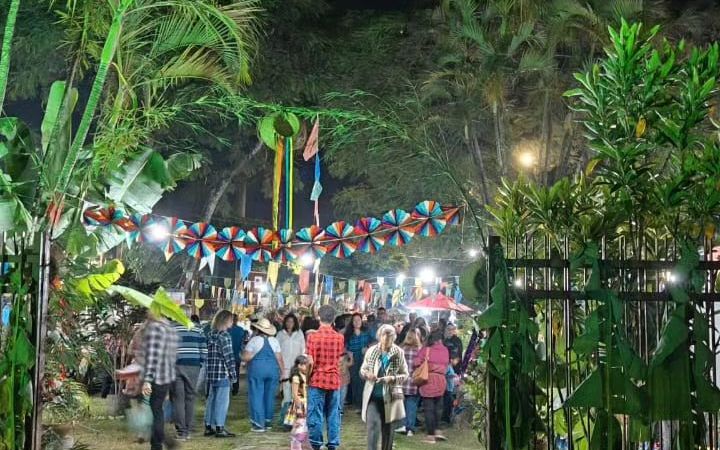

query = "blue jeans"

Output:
[[308, 387, 342, 450], [204, 379, 231, 428], [404, 394, 420, 432], [248, 367, 280, 428]]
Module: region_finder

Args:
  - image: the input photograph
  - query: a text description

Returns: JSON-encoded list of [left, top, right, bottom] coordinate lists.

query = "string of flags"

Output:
[[82, 200, 463, 274]]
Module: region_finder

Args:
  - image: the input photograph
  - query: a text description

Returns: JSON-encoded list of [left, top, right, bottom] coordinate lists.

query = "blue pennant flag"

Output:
[[310, 153, 323, 201], [325, 275, 334, 296], [239, 254, 253, 281]]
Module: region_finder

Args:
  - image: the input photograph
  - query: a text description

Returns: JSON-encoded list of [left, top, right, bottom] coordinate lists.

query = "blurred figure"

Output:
[[138, 312, 179, 450], [397, 328, 422, 436], [170, 318, 206, 440], [442, 323, 463, 424], [344, 313, 372, 410], [229, 314, 247, 395]]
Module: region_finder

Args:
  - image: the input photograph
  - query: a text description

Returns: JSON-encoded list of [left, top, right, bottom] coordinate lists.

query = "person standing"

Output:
[[277, 313, 306, 426], [360, 325, 408, 450], [288, 355, 311, 450], [204, 310, 237, 438], [344, 313, 372, 410], [414, 330, 450, 444], [306, 305, 345, 450], [243, 318, 284, 432], [138, 312, 179, 450], [397, 328, 422, 436], [170, 319, 207, 440], [229, 314, 247, 396], [442, 323, 463, 424]]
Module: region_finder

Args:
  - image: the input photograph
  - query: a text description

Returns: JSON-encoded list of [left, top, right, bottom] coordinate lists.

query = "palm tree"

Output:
[[0, 0, 21, 111]]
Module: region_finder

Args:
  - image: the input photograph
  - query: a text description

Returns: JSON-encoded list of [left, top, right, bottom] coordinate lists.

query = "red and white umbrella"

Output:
[[406, 293, 473, 313]]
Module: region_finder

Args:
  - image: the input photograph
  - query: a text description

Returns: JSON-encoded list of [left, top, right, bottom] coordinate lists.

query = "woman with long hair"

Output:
[[360, 324, 408, 450], [277, 313, 305, 426], [414, 330, 450, 444], [242, 318, 284, 432], [397, 328, 422, 436], [344, 313, 372, 410], [204, 310, 237, 438]]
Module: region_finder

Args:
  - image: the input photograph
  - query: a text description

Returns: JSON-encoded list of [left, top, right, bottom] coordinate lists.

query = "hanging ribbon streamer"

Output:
[[272, 139, 284, 230], [285, 137, 294, 230], [311, 153, 323, 226]]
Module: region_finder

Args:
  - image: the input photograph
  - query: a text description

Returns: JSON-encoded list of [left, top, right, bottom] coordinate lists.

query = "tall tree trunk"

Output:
[[0, 0, 20, 113], [469, 126, 490, 205], [492, 100, 506, 176], [540, 86, 553, 185], [183, 141, 263, 288], [54, 0, 135, 196]]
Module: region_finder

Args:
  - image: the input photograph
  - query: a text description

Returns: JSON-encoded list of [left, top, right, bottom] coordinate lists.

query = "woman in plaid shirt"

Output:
[[203, 310, 237, 438], [398, 328, 422, 436]]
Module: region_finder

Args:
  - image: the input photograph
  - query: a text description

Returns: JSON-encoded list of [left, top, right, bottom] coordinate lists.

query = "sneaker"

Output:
[[203, 426, 215, 437], [434, 434, 447, 441], [422, 436, 436, 444], [395, 426, 407, 434], [407, 430, 414, 437], [251, 426, 266, 433], [214, 428, 236, 438]]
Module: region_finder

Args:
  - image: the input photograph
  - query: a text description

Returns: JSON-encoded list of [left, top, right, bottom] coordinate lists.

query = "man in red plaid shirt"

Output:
[[306, 305, 345, 450]]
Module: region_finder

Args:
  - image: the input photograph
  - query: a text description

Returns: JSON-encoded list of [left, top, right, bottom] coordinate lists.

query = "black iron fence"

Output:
[[484, 234, 720, 450]]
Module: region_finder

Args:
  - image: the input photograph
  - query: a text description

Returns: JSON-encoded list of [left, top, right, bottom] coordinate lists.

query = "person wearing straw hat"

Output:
[[242, 318, 284, 432]]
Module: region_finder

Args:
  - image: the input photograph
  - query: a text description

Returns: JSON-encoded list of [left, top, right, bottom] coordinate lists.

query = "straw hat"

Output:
[[251, 318, 277, 336]]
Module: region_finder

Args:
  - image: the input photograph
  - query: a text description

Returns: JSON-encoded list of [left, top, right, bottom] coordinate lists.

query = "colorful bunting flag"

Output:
[[303, 118, 320, 161]]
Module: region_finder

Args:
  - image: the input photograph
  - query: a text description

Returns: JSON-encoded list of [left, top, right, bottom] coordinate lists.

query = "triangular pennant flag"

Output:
[[325, 275, 334, 296], [211, 286, 217, 298], [224, 278, 232, 289], [392, 289, 401, 307], [363, 283, 373, 303], [299, 269, 311, 294], [348, 279, 356, 299], [240, 254, 253, 280], [199, 257, 208, 272], [268, 262, 280, 289], [303, 118, 320, 161], [278, 292, 285, 308], [206, 256, 216, 274], [195, 299, 205, 310], [310, 154, 323, 201], [377, 276, 385, 287]]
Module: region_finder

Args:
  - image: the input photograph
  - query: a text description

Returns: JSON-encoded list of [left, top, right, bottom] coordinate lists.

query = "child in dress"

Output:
[[289, 355, 310, 450]]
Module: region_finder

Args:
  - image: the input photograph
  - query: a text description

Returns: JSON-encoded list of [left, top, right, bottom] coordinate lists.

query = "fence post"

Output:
[[486, 235, 501, 450], [29, 232, 50, 450]]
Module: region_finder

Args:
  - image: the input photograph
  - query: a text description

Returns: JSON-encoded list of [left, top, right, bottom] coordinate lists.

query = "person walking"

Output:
[[306, 305, 345, 450], [277, 313, 306, 426], [170, 319, 207, 440], [414, 330, 450, 444], [360, 325, 408, 450], [138, 312, 179, 450], [243, 318, 284, 432], [204, 310, 237, 438], [442, 324, 463, 424], [229, 314, 247, 396], [397, 328, 422, 436], [344, 313, 372, 410]]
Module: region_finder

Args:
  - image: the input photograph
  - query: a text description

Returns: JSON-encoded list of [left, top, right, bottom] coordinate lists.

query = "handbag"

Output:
[[283, 402, 297, 427], [412, 352, 430, 386]]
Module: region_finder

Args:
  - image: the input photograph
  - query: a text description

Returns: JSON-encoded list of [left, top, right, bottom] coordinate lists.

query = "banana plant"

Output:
[[0, 0, 20, 110]]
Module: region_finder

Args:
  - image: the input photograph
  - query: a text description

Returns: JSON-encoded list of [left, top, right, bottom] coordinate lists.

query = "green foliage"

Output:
[[0, 271, 36, 450], [107, 286, 193, 328], [71, 259, 126, 299]]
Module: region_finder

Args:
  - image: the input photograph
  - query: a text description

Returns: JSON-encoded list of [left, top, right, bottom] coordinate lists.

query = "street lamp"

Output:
[[300, 253, 314, 268], [419, 267, 435, 284]]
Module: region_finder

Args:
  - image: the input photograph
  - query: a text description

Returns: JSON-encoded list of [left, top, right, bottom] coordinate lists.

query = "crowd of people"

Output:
[[122, 305, 472, 450]]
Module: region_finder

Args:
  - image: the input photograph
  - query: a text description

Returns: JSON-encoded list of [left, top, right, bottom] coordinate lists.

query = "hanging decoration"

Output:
[[82, 201, 463, 267]]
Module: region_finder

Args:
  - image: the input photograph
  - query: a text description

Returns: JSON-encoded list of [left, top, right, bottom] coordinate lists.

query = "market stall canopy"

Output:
[[406, 293, 473, 313]]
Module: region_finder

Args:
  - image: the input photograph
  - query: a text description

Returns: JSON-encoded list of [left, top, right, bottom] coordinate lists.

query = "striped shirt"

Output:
[[402, 346, 420, 396], [172, 322, 207, 367]]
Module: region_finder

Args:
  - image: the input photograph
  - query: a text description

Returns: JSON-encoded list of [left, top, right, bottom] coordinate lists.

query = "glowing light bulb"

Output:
[[419, 267, 435, 284]]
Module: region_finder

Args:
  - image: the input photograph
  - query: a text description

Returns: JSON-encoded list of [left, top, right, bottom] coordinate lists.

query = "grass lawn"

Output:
[[65, 382, 480, 450]]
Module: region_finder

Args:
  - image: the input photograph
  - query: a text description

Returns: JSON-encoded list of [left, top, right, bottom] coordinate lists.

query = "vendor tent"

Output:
[[406, 293, 473, 313]]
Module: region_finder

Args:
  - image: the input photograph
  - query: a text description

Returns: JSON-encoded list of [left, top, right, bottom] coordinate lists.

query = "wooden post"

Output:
[[29, 232, 50, 450], [486, 235, 501, 450]]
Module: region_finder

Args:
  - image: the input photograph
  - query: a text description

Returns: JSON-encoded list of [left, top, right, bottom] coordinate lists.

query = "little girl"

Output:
[[289, 355, 310, 450]]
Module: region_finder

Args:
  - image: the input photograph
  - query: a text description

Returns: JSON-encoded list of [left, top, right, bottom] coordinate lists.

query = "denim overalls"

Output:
[[248, 338, 280, 429]]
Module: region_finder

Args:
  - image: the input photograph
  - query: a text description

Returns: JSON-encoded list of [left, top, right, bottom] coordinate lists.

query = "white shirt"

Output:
[[245, 335, 281, 357], [277, 329, 306, 378]]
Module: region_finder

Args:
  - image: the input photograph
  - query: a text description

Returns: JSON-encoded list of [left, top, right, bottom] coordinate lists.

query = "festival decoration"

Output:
[[81, 201, 463, 266], [381, 209, 415, 247], [324, 221, 356, 259]]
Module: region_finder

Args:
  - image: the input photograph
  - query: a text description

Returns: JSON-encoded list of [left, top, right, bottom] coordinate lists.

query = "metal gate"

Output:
[[484, 234, 720, 450]]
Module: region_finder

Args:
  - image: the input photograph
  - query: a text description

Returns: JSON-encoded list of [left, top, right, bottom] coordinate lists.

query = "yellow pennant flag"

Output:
[[268, 262, 279, 289]]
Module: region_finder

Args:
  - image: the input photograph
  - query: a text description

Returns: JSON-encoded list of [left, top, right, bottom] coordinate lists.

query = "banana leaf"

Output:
[[72, 259, 125, 299], [108, 285, 192, 328]]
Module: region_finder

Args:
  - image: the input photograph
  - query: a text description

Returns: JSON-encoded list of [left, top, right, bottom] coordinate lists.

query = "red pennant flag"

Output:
[[303, 118, 320, 161], [299, 269, 311, 294], [363, 283, 373, 304]]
